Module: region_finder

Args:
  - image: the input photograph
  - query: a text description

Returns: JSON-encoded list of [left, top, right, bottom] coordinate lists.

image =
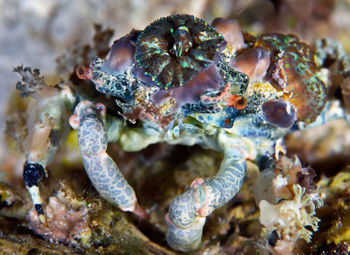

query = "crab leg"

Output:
[[22, 86, 75, 223], [23, 115, 55, 224], [70, 101, 138, 213], [165, 152, 247, 252]]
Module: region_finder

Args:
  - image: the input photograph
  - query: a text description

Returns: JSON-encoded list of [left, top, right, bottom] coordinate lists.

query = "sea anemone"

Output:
[[135, 14, 226, 89]]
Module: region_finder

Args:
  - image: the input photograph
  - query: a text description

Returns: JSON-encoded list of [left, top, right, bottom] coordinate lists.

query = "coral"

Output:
[[254, 155, 323, 254], [135, 14, 226, 89], [260, 185, 321, 253], [241, 33, 328, 123], [274, 155, 318, 196], [26, 182, 92, 248], [14, 65, 46, 98]]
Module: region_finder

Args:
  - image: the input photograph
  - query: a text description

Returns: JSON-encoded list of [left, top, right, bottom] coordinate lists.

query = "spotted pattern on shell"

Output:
[[135, 14, 227, 90], [252, 33, 328, 123]]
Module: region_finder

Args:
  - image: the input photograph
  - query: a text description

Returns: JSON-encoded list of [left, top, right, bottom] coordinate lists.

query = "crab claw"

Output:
[[69, 115, 80, 129]]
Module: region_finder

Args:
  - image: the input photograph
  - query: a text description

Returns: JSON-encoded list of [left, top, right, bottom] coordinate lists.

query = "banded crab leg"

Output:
[[165, 152, 247, 252], [14, 66, 76, 223], [69, 101, 143, 216], [23, 114, 55, 224], [21, 86, 75, 223]]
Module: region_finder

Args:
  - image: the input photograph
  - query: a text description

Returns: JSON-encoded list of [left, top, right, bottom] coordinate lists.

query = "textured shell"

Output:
[[135, 14, 226, 90], [253, 34, 328, 123]]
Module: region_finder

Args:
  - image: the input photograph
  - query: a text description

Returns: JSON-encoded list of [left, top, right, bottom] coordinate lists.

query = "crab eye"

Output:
[[226, 95, 247, 110], [76, 65, 92, 80], [234, 97, 247, 110], [262, 99, 296, 128]]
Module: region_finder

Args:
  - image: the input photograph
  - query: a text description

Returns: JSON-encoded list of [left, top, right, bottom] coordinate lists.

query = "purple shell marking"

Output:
[[102, 31, 139, 74], [262, 99, 296, 128]]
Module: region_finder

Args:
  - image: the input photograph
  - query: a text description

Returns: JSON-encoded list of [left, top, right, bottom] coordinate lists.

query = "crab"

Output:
[[13, 14, 350, 252]]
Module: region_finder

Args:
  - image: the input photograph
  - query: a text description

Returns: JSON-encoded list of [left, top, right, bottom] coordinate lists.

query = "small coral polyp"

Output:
[[247, 33, 328, 123], [14, 14, 350, 252], [255, 155, 323, 254]]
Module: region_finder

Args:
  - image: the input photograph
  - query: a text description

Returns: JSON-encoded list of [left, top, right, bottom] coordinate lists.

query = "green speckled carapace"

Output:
[[254, 33, 328, 123], [135, 14, 226, 90]]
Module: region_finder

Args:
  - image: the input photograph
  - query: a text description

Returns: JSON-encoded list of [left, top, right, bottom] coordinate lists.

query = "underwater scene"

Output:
[[0, 0, 350, 254]]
